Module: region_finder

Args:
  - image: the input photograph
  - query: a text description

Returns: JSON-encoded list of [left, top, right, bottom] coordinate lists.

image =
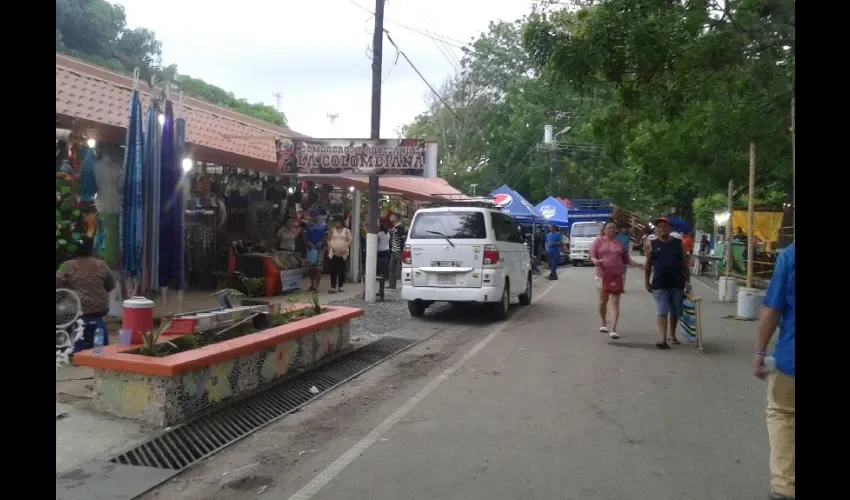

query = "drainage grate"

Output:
[[108, 336, 417, 471]]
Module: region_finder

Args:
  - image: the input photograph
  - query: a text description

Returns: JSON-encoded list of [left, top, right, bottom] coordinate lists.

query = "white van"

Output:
[[401, 203, 532, 320], [568, 221, 605, 266]]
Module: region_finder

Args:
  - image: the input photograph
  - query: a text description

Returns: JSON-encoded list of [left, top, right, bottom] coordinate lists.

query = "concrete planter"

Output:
[[73, 305, 363, 427]]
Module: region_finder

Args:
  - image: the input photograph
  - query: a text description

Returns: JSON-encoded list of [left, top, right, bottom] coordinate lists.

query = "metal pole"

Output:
[[725, 180, 733, 280], [364, 0, 384, 303], [747, 142, 755, 289], [791, 97, 797, 241], [351, 189, 362, 282]]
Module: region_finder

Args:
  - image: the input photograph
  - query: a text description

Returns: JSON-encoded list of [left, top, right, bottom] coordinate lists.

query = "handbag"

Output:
[[306, 247, 319, 265]]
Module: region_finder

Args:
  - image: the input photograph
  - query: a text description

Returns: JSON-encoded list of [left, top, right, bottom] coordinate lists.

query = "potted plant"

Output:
[[234, 272, 269, 307]]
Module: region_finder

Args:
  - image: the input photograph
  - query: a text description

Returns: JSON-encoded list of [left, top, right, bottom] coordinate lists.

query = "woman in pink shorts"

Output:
[[590, 221, 643, 339]]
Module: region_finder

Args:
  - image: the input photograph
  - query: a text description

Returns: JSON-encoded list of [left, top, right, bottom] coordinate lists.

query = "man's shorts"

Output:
[[652, 288, 684, 317]]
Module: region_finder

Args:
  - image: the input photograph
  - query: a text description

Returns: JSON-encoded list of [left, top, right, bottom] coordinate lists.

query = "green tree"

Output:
[[523, 0, 794, 223], [55, 0, 287, 127]]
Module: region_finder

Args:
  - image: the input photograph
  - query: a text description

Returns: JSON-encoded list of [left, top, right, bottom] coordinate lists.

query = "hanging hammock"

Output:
[[120, 84, 145, 283]]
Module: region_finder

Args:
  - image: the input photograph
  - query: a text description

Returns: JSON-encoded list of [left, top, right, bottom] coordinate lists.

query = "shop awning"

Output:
[[55, 53, 304, 174], [297, 174, 466, 202]]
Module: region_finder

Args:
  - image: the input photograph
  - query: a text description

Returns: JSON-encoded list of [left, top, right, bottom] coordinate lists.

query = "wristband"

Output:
[[755, 350, 767, 356]]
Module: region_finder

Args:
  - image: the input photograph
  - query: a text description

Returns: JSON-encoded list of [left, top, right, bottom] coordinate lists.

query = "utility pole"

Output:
[[272, 92, 283, 113], [364, 0, 385, 303]]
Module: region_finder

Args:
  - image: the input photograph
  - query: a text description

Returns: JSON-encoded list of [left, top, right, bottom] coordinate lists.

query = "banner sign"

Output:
[[276, 138, 427, 176]]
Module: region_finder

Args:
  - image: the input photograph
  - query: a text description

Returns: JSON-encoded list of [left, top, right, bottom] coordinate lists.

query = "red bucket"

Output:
[[122, 297, 155, 344]]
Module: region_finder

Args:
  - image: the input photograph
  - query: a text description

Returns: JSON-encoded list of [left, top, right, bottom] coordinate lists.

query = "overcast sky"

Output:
[[115, 0, 533, 138]]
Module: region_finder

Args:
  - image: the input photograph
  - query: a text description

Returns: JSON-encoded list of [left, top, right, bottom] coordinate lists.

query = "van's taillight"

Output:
[[483, 244, 500, 265], [402, 245, 412, 264]]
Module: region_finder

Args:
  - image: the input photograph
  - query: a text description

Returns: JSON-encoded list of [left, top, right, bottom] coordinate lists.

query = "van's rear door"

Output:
[[408, 210, 488, 288]]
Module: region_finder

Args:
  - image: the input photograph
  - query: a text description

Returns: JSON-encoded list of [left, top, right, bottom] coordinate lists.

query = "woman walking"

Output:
[[327, 216, 352, 293], [590, 221, 643, 339]]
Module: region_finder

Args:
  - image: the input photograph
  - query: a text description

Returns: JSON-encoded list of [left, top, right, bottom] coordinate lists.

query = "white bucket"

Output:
[[737, 287, 763, 320], [718, 277, 737, 302]]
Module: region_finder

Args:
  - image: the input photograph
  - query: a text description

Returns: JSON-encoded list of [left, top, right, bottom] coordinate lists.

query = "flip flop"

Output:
[[669, 338, 681, 345], [655, 342, 670, 349]]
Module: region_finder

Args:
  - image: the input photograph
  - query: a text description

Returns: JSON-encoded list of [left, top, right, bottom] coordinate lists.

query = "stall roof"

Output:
[[297, 174, 466, 202], [55, 53, 305, 173], [534, 196, 569, 226]]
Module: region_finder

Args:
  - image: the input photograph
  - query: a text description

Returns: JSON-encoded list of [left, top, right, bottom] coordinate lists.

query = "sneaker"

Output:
[[599, 326, 609, 333], [609, 331, 620, 339]]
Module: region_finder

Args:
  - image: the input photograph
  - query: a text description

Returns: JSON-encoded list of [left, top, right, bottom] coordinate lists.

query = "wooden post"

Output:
[[725, 180, 733, 279], [747, 143, 755, 289]]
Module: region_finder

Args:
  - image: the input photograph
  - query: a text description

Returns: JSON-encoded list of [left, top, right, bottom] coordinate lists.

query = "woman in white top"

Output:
[[327, 216, 353, 293], [276, 218, 298, 252], [377, 225, 390, 278]]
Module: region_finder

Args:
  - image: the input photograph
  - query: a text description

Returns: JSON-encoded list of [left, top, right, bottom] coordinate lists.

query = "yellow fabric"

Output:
[[732, 211, 783, 246], [766, 371, 795, 497]]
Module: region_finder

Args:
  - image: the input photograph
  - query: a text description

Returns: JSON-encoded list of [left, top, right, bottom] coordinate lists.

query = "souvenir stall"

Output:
[[184, 164, 308, 295]]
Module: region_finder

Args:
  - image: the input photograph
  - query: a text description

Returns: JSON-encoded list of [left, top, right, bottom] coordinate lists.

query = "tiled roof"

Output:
[[56, 53, 305, 169]]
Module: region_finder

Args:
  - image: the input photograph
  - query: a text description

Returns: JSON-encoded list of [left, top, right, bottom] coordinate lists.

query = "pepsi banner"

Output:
[[489, 185, 538, 218], [276, 137, 427, 176]]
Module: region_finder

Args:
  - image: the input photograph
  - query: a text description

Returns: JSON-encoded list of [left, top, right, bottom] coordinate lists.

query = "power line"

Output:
[[346, 0, 472, 51], [384, 30, 463, 124], [501, 130, 545, 187]]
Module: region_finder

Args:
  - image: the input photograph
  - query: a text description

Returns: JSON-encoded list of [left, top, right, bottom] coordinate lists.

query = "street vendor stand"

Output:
[[228, 248, 307, 296]]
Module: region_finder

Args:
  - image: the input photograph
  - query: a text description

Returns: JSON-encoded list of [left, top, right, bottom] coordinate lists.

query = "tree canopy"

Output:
[[403, 0, 794, 223], [56, 0, 287, 127]]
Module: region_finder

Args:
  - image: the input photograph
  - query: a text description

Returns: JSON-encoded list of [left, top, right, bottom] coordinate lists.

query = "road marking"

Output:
[[286, 279, 561, 500]]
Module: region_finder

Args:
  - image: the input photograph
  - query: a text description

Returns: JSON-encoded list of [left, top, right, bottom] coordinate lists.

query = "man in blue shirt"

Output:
[[304, 210, 327, 292], [752, 243, 795, 500], [545, 225, 563, 280]]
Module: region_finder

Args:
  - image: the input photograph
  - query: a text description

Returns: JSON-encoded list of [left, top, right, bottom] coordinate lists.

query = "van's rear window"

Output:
[[410, 211, 487, 239]]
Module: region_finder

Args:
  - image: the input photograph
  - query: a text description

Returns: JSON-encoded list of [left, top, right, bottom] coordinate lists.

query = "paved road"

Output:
[[145, 265, 769, 500]]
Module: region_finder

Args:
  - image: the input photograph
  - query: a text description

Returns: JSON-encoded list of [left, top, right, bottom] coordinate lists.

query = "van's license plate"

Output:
[[431, 261, 462, 267], [437, 275, 456, 284]]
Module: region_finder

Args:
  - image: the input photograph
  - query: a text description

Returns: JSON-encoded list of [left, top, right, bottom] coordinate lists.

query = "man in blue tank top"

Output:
[[753, 243, 795, 500], [644, 217, 690, 349]]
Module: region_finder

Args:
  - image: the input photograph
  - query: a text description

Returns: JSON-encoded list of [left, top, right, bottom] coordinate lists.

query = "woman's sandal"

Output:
[[655, 342, 670, 349], [668, 338, 681, 345]]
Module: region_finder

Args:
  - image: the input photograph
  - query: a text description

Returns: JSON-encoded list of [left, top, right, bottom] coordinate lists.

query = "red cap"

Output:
[[654, 217, 671, 225]]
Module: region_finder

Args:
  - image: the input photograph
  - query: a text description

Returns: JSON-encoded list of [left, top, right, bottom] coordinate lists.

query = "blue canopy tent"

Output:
[[488, 185, 539, 220], [665, 216, 691, 234], [534, 197, 569, 227]]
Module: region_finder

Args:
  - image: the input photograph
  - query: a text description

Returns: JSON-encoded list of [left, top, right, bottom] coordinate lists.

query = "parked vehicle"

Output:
[[401, 202, 532, 320], [568, 221, 605, 266]]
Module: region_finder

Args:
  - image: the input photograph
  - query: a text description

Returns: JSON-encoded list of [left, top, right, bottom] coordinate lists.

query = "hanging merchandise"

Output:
[[120, 72, 146, 286], [143, 98, 163, 292], [175, 113, 187, 291], [93, 146, 123, 269], [158, 100, 180, 289], [80, 148, 97, 202]]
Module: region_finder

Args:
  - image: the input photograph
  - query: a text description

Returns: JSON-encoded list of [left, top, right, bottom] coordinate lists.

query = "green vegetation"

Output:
[[405, 0, 794, 224], [135, 298, 326, 357], [56, 0, 287, 127]]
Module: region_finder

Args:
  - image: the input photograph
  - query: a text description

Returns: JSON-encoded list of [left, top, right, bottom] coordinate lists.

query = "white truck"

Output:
[[568, 221, 605, 266]]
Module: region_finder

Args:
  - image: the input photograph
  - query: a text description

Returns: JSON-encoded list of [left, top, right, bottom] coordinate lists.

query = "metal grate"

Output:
[[108, 336, 417, 471]]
